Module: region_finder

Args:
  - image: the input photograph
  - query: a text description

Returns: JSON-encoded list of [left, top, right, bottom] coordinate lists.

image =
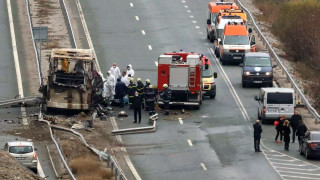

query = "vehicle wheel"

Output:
[[194, 105, 200, 109], [242, 82, 246, 88], [269, 82, 273, 87], [305, 149, 310, 159], [31, 168, 38, 174], [210, 94, 216, 99]]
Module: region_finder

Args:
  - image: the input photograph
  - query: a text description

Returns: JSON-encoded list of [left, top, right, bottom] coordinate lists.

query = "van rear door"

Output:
[[266, 92, 294, 118]]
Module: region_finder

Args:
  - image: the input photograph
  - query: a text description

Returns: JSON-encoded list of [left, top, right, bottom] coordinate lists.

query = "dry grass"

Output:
[[69, 156, 114, 179]]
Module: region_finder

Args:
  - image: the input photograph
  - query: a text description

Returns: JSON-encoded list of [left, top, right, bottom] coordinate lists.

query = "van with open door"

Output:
[[255, 88, 296, 123]]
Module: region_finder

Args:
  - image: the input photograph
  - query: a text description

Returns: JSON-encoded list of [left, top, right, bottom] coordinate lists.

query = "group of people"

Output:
[[253, 110, 307, 152]]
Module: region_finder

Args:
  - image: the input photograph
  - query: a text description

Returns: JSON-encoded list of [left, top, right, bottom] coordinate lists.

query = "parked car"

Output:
[[300, 131, 320, 159], [3, 141, 38, 173], [254, 87, 296, 124], [240, 52, 277, 88]]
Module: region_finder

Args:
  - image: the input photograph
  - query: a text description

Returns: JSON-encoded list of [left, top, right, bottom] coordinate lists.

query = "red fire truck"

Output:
[[157, 52, 204, 109]]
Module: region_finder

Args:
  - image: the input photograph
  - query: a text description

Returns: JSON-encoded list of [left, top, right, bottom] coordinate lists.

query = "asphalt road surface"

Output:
[[78, 0, 320, 179]]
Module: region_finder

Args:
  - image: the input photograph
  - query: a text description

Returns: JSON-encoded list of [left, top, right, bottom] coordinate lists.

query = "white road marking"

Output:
[[130, 3, 133, 7], [200, 163, 207, 171], [178, 118, 183, 124], [181, 0, 186, 3], [192, 21, 197, 23], [195, 26, 200, 29], [278, 170, 320, 176], [187, 139, 193, 147], [199, 32, 203, 35], [154, 61, 158, 67], [184, 5, 188, 8], [141, 30, 146, 35], [187, 10, 191, 13], [281, 175, 320, 180], [189, 15, 194, 18], [135, 16, 139, 21], [37, 158, 46, 179], [275, 166, 320, 171], [268, 158, 297, 162], [148, 45, 152, 50]]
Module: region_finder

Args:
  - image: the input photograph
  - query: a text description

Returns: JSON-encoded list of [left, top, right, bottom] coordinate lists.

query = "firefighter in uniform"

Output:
[[127, 78, 137, 109], [145, 85, 156, 115], [162, 84, 171, 115], [143, 79, 151, 110], [136, 78, 145, 108]]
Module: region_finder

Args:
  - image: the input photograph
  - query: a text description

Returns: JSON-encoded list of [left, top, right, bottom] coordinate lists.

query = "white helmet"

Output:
[[137, 78, 142, 82], [163, 84, 168, 88], [146, 79, 151, 83], [149, 85, 153, 89]]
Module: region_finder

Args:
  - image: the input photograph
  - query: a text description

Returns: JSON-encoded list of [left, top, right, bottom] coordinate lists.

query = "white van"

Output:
[[255, 88, 296, 123]]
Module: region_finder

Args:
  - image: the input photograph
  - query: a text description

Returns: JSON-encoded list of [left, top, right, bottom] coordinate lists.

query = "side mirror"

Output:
[[248, 28, 252, 33], [272, 64, 277, 68], [239, 63, 243, 67], [207, 19, 211, 25], [205, 64, 209, 70], [254, 95, 259, 101], [214, 72, 217, 78], [219, 41, 223, 45], [250, 41, 256, 46]]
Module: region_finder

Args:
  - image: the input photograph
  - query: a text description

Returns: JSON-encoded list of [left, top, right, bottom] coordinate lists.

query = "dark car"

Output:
[[240, 52, 276, 88], [300, 131, 320, 159]]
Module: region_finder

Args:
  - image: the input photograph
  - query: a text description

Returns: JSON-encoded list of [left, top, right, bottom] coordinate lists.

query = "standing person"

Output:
[[162, 84, 171, 115], [145, 85, 156, 115], [74, 60, 85, 74], [102, 74, 115, 105], [296, 120, 307, 149], [136, 78, 145, 108], [290, 110, 302, 143], [253, 120, 262, 152], [133, 91, 142, 123], [283, 120, 291, 150], [115, 78, 127, 108], [107, 71, 116, 88], [143, 79, 151, 110], [275, 116, 285, 143], [126, 64, 135, 77], [109, 63, 121, 80], [121, 71, 129, 86], [127, 78, 137, 109]]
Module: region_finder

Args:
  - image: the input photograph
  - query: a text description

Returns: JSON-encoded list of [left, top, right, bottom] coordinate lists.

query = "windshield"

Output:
[[267, 93, 293, 104], [217, 29, 223, 39], [245, 57, 271, 67], [224, 35, 249, 45], [9, 146, 33, 154], [311, 134, 320, 140], [202, 65, 213, 77]]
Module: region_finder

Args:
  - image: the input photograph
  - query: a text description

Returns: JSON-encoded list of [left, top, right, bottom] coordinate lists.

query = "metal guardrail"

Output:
[[234, 0, 320, 123], [60, 0, 77, 48], [0, 96, 42, 107]]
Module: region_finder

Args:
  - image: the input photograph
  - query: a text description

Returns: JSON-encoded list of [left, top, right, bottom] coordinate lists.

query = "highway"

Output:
[[66, 0, 320, 179]]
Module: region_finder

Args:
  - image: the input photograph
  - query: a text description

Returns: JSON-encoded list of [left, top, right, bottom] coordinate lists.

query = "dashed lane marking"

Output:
[[192, 21, 197, 23], [178, 118, 183, 124], [135, 16, 139, 21], [148, 45, 152, 50], [184, 5, 188, 8], [195, 26, 200, 29], [130, 3, 133, 7], [154, 61, 158, 67], [187, 10, 191, 13], [199, 32, 203, 35], [141, 30, 146, 35], [189, 15, 194, 18], [187, 139, 193, 147], [181, 0, 186, 3], [200, 163, 207, 171]]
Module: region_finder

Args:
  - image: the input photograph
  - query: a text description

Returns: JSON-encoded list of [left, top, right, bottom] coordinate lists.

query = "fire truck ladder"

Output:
[[189, 67, 196, 87]]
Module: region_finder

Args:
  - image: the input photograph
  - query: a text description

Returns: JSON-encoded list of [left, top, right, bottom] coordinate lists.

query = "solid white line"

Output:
[[200, 163, 207, 171], [178, 118, 183, 124], [75, 0, 101, 71], [148, 45, 152, 50], [265, 154, 286, 157], [141, 30, 146, 35], [272, 162, 308, 167], [187, 139, 193, 147], [21, 107, 28, 125], [268, 158, 297, 162], [278, 170, 320, 176], [130, 3, 133, 7], [275, 166, 320, 171], [281, 175, 320, 180], [135, 16, 139, 21], [37, 158, 46, 179]]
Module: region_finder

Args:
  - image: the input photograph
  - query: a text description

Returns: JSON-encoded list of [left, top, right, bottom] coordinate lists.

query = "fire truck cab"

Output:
[[157, 53, 204, 108]]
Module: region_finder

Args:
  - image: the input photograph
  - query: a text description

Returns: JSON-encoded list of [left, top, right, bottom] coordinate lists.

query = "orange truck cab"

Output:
[[206, 2, 238, 42], [216, 22, 257, 65]]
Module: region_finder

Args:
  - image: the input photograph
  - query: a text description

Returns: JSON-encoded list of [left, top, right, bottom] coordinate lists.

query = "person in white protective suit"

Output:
[[102, 71, 116, 102], [121, 71, 130, 86], [109, 62, 121, 80], [126, 64, 135, 77]]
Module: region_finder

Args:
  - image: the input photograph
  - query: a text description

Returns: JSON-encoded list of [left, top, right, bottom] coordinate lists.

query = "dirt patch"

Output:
[[0, 151, 43, 180]]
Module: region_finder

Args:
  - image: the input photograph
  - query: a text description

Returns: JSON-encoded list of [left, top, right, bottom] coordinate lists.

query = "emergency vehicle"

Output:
[[215, 22, 257, 64], [157, 52, 205, 108], [206, 1, 238, 42], [218, 9, 248, 23]]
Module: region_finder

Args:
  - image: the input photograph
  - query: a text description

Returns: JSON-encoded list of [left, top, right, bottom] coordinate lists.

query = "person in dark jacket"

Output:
[[282, 120, 291, 150], [162, 84, 171, 115], [133, 91, 142, 123], [143, 79, 151, 110], [253, 120, 262, 152], [136, 78, 145, 108], [296, 120, 307, 148], [115, 78, 127, 107], [275, 116, 285, 143], [290, 110, 302, 143], [127, 78, 137, 109], [145, 85, 156, 115]]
